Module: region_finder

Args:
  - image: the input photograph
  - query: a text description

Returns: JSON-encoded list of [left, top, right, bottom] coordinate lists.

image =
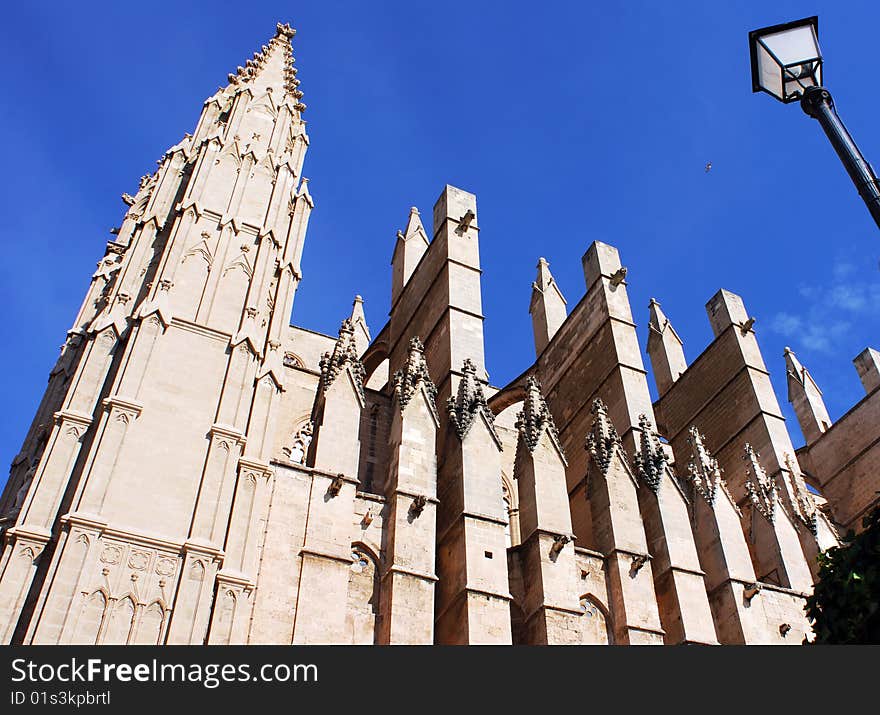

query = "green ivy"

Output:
[[805, 505, 880, 644]]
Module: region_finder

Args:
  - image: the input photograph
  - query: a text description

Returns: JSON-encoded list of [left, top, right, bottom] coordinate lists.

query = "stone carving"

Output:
[[633, 414, 667, 493], [585, 398, 623, 475], [409, 494, 427, 517], [515, 376, 563, 459], [391, 337, 437, 417], [630, 553, 648, 574], [743, 444, 779, 523], [327, 475, 344, 498], [100, 545, 122, 565], [550, 534, 570, 557], [685, 426, 721, 505], [283, 352, 304, 369], [447, 359, 498, 442], [128, 551, 149, 571], [783, 454, 820, 536], [318, 319, 365, 401], [743, 582, 762, 603], [456, 209, 475, 234], [156, 557, 176, 577], [286, 422, 312, 464]]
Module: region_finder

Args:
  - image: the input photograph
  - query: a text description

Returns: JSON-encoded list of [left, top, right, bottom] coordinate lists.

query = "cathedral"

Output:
[[1, 23, 878, 646]]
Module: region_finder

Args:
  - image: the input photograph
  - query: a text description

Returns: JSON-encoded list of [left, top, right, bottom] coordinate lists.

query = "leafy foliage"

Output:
[[805, 505, 880, 644]]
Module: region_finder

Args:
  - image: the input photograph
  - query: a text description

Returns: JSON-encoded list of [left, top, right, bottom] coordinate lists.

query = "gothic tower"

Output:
[[0, 23, 311, 645]]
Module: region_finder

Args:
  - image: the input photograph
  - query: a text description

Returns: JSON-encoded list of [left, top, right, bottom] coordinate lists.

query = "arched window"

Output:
[[345, 546, 379, 644], [579, 595, 611, 645], [73, 590, 107, 645]]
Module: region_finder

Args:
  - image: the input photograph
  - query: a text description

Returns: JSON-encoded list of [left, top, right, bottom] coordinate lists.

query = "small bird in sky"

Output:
[[705, 161, 712, 173]]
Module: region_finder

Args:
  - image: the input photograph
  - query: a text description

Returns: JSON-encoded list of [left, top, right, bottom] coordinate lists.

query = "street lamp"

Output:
[[749, 16, 880, 230]]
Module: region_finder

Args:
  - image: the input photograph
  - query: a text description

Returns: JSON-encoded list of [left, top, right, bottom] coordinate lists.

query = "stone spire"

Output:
[[392, 337, 438, 418], [784, 347, 831, 444], [224, 22, 305, 109], [391, 207, 430, 305], [349, 295, 371, 357], [647, 298, 687, 397], [529, 257, 567, 356], [318, 318, 366, 401], [633, 414, 668, 493], [515, 376, 564, 460], [447, 359, 498, 443], [685, 427, 723, 505], [743, 443, 779, 523]]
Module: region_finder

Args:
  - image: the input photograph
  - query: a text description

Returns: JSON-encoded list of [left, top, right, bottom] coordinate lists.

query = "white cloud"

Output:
[[767, 269, 875, 354]]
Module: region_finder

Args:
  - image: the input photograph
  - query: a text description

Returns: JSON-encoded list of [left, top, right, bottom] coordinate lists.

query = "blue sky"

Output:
[[1, 1, 879, 493]]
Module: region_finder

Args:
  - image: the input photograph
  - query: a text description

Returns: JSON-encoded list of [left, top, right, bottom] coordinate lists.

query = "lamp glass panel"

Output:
[[761, 24, 819, 66], [783, 59, 821, 100], [757, 43, 783, 99]]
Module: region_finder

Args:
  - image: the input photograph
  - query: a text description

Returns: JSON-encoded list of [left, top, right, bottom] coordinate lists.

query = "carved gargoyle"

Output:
[[457, 209, 475, 234], [327, 474, 344, 498], [409, 494, 427, 517], [550, 534, 570, 557], [743, 582, 762, 603], [609, 266, 627, 286], [630, 553, 648, 575]]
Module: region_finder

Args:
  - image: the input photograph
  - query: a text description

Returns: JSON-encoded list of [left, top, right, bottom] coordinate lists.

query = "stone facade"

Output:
[[0, 23, 874, 646]]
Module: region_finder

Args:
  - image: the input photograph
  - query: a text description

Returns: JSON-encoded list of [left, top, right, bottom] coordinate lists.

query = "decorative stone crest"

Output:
[[318, 319, 365, 401], [743, 444, 779, 523], [585, 398, 623, 475], [100, 545, 122, 565], [156, 557, 177, 577], [633, 414, 667, 493], [685, 426, 722, 505], [392, 337, 438, 419], [515, 377, 564, 461], [447, 359, 498, 442], [128, 550, 150, 571]]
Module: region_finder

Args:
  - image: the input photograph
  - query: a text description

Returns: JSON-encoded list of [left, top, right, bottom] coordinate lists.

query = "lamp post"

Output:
[[749, 16, 880, 230]]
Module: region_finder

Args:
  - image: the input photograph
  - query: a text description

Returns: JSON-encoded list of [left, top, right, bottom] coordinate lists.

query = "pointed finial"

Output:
[[276, 22, 296, 39], [447, 359, 497, 442], [318, 318, 365, 398], [585, 398, 623, 474], [743, 443, 778, 522], [392, 336, 438, 416], [515, 376, 564, 459], [686, 426, 722, 505], [633, 414, 667, 493]]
